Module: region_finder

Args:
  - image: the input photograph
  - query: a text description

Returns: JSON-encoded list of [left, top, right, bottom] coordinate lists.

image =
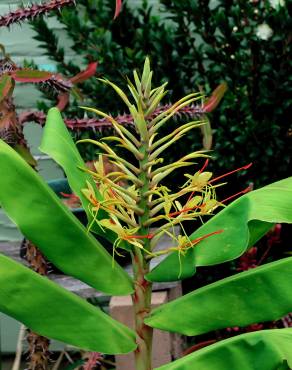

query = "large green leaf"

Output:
[[40, 108, 101, 218], [155, 329, 292, 370], [147, 177, 292, 282], [0, 254, 136, 354], [146, 257, 292, 335], [40, 108, 128, 247], [0, 140, 133, 295]]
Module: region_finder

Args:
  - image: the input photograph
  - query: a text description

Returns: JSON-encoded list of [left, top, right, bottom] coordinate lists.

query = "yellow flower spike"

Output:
[[143, 71, 153, 100], [151, 161, 195, 178], [106, 155, 141, 176], [185, 195, 203, 209], [133, 70, 142, 95], [98, 78, 134, 110], [200, 198, 218, 214], [148, 132, 158, 148], [145, 90, 168, 117], [87, 204, 102, 235], [99, 218, 155, 256], [147, 83, 168, 108], [81, 181, 99, 207], [129, 105, 148, 142], [93, 155, 105, 177], [149, 93, 202, 133], [141, 57, 151, 92], [102, 132, 142, 159], [127, 77, 140, 104], [183, 171, 213, 190], [150, 120, 205, 151]]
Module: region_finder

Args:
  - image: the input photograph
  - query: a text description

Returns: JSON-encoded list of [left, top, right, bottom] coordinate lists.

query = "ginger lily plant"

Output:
[[0, 60, 291, 369]]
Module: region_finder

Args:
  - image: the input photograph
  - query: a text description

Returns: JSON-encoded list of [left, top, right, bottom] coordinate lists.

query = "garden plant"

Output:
[[0, 59, 291, 369], [29, 0, 292, 187]]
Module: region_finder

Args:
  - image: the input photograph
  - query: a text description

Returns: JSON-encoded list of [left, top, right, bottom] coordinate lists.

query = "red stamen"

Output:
[[189, 229, 224, 246], [186, 160, 210, 203], [109, 188, 117, 197], [221, 186, 252, 204], [125, 234, 155, 240], [209, 163, 252, 184], [168, 205, 204, 218], [199, 159, 209, 173], [60, 192, 75, 198], [89, 194, 99, 207], [187, 191, 195, 203]]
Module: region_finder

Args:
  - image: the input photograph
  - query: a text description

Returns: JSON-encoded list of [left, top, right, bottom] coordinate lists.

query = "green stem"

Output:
[[132, 139, 154, 370], [132, 250, 153, 370]]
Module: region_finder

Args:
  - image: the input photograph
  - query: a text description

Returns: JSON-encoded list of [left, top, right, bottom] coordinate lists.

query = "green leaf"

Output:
[[277, 360, 291, 370], [0, 254, 136, 354], [155, 329, 292, 370], [0, 140, 133, 295], [40, 108, 128, 247], [146, 257, 292, 335], [13, 143, 37, 167], [200, 116, 212, 150], [40, 108, 100, 218], [0, 74, 14, 102], [147, 177, 292, 282]]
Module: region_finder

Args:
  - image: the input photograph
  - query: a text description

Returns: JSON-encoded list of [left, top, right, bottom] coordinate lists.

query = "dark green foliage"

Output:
[[31, 0, 292, 187]]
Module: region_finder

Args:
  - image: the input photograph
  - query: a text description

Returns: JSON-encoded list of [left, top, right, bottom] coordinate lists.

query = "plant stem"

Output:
[[132, 139, 154, 370], [132, 251, 153, 370]]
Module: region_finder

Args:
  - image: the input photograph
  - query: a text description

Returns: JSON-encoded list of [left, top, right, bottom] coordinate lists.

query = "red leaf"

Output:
[[70, 62, 98, 84], [204, 82, 228, 113], [114, 0, 122, 19], [0, 74, 14, 102], [11, 69, 53, 83]]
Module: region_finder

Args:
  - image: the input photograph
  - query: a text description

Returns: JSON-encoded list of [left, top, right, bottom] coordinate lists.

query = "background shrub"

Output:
[[31, 0, 292, 188]]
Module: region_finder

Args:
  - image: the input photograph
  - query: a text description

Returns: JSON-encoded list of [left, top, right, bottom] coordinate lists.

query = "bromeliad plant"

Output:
[[0, 59, 292, 370]]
